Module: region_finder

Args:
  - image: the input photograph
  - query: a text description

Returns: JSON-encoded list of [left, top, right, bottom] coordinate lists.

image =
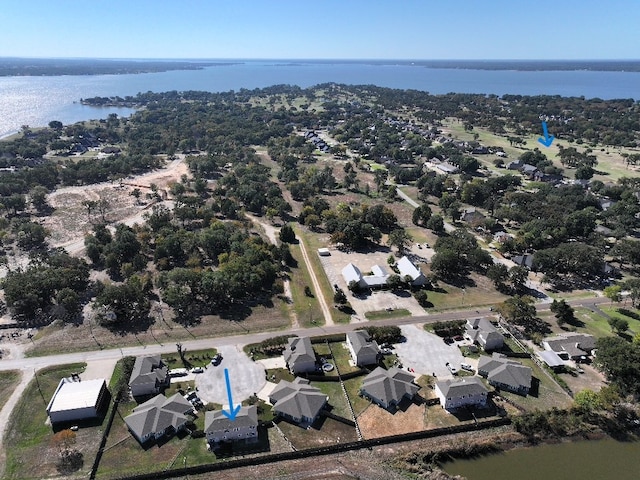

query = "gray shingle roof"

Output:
[[361, 367, 419, 406], [283, 337, 316, 370], [436, 377, 489, 398], [347, 331, 379, 359], [129, 355, 168, 387], [479, 353, 532, 391], [124, 393, 192, 441], [204, 405, 258, 433], [544, 333, 596, 357], [269, 378, 327, 421]]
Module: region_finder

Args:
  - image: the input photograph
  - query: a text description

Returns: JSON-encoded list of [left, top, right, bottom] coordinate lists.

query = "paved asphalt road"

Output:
[[0, 295, 609, 456], [0, 296, 609, 373]]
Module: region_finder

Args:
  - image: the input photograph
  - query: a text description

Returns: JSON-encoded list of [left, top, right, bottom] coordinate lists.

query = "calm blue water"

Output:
[[2, 60, 640, 138]]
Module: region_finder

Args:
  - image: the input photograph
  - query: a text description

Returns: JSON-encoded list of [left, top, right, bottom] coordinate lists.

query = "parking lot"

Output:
[[393, 324, 466, 378], [316, 246, 428, 318], [195, 345, 266, 405]]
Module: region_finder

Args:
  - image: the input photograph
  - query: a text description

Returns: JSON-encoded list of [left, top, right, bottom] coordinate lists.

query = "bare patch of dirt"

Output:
[[358, 401, 427, 439], [43, 156, 190, 250]]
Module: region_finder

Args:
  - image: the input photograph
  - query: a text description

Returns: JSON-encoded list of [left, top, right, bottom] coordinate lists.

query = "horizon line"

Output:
[[2, 56, 640, 62]]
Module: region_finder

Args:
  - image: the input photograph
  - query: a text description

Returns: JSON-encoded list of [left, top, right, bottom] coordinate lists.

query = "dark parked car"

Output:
[[211, 353, 223, 366]]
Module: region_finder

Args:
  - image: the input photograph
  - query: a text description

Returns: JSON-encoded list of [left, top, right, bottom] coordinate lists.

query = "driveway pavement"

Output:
[[195, 345, 266, 404], [393, 324, 465, 378]]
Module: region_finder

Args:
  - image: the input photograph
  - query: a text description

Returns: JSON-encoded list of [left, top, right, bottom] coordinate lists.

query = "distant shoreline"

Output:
[[0, 58, 241, 77], [1, 58, 640, 76]]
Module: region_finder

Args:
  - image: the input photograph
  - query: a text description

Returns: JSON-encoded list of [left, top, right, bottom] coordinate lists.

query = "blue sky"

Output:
[[1, 0, 638, 60]]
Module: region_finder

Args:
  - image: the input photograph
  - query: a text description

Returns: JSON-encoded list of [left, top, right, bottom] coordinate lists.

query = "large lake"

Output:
[[2, 60, 640, 137], [443, 437, 640, 480]]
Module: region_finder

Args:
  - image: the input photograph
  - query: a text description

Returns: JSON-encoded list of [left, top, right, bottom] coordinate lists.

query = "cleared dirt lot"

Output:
[[393, 324, 465, 378], [316, 246, 426, 317], [357, 401, 426, 439]]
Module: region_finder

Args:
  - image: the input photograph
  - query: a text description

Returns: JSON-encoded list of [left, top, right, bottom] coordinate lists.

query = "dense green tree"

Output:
[[550, 299, 576, 326], [594, 336, 640, 397], [412, 204, 432, 226], [279, 224, 296, 244], [608, 317, 629, 334], [387, 228, 412, 254]]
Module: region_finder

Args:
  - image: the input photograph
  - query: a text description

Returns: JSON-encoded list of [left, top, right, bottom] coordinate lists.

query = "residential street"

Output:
[[0, 295, 610, 457]]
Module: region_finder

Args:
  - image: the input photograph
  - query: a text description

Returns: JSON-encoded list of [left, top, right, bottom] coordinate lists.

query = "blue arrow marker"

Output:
[[222, 368, 241, 420], [538, 121, 554, 147]]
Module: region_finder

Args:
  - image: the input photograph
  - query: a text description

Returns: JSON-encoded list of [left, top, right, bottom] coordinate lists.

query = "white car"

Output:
[[445, 362, 458, 375], [191, 367, 204, 373], [460, 363, 474, 372]]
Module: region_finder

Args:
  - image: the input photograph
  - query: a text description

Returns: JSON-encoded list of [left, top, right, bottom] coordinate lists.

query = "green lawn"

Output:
[[599, 305, 640, 336], [342, 375, 370, 417], [311, 380, 351, 418], [313, 341, 361, 376], [161, 348, 218, 369], [4, 363, 93, 480], [365, 308, 411, 320], [287, 241, 325, 328], [296, 229, 352, 324], [0, 370, 21, 413], [422, 272, 509, 311]]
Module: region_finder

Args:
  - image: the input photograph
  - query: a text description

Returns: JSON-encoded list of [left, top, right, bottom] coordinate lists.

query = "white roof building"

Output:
[[47, 378, 109, 424], [397, 256, 427, 286]]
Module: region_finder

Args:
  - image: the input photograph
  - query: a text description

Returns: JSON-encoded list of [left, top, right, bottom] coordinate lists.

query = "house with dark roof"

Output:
[[346, 331, 380, 366], [435, 377, 489, 410], [477, 353, 532, 395], [513, 254, 534, 269], [283, 337, 317, 374], [360, 367, 419, 410], [466, 318, 504, 351], [124, 393, 193, 444], [129, 355, 170, 397], [397, 256, 427, 286], [204, 405, 258, 446], [520, 164, 538, 178], [269, 378, 328, 425], [461, 208, 486, 226], [542, 333, 596, 361]]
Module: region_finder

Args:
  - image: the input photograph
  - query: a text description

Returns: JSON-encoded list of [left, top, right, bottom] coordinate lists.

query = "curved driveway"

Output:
[[195, 345, 266, 405], [393, 324, 465, 378]]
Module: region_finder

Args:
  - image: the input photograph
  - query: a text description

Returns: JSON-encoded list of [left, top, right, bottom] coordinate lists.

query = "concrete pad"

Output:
[[256, 381, 277, 403], [257, 357, 286, 370], [195, 345, 266, 404], [81, 358, 118, 381], [393, 324, 465, 378]]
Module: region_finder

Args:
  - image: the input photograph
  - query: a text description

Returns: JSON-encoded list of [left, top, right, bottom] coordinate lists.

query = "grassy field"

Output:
[[4, 363, 96, 480], [287, 241, 325, 328], [161, 348, 218, 369], [440, 118, 639, 183], [423, 272, 509, 311], [343, 375, 371, 417], [295, 228, 351, 324], [0, 369, 21, 413], [27, 302, 289, 357], [599, 305, 640, 336], [365, 308, 412, 320]]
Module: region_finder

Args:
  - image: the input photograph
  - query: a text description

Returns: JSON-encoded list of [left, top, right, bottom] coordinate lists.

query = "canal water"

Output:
[[442, 438, 640, 480]]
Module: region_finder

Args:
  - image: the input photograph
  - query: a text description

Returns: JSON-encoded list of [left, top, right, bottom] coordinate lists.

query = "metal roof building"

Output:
[[47, 378, 108, 424]]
